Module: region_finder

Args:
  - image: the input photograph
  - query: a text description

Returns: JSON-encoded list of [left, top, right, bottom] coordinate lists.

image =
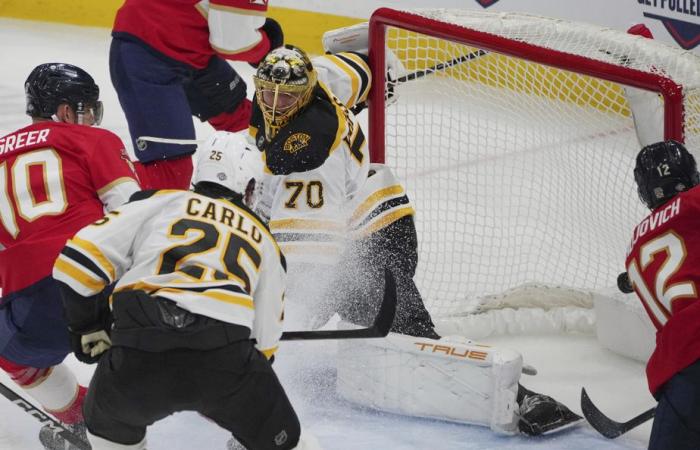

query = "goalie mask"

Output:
[[634, 140, 700, 210], [253, 45, 318, 140], [193, 131, 265, 209], [25, 63, 103, 126]]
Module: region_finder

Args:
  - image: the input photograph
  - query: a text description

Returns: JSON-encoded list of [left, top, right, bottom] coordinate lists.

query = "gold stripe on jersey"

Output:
[[352, 206, 415, 238], [270, 218, 345, 232], [351, 185, 405, 223], [68, 237, 116, 280], [261, 346, 278, 359], [54, 257, 107, 293], [96, 177, 138, 196], [326, 54, 360, 108], [157, 287, 254, 309], [342, 52, 372, 104], [118, 279, 243, 291]]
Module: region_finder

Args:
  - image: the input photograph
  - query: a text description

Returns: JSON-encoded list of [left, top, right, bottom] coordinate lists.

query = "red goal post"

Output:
[[365, 8, 700, 336], [368, 8, 685, 163]]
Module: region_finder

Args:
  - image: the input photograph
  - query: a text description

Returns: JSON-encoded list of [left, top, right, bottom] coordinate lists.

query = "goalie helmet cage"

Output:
[[367, 8, 700, 334]]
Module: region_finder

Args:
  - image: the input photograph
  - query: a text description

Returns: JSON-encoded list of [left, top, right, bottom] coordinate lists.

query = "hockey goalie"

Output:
[[247, 23, 582, 437]]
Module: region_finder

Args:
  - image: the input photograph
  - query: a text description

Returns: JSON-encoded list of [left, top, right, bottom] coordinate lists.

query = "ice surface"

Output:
[[0, 18, 653, 450]]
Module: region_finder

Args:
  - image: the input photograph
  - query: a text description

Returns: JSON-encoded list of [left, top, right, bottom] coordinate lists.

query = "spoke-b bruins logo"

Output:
[[283, 132, 311, 154]]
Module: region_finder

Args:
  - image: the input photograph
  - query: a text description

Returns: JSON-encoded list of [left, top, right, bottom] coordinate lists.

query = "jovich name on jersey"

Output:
[[186, 196, 263, 244], [251, 86, 341, 175], [628, 196, 681, 252], [0, 129, 50, 155]]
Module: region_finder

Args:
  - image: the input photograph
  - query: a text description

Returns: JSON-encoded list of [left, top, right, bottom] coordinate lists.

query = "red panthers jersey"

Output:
[[0, 122, 139, 298], [113, 0, 270, 69], [625, 185, 700, 395]]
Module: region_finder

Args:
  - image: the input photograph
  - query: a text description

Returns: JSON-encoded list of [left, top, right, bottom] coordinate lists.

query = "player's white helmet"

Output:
[[193, 131, 265, 209]]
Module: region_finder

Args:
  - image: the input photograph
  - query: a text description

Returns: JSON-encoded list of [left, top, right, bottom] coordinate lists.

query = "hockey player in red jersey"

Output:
[[110, 0, 283, 190], [622, 140, 700, 449], [54, 132, 319, 450], [0, 63, 140, 450]]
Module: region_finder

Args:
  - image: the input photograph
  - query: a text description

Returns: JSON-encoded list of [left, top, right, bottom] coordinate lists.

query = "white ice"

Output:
[[0, 18, 655, 450]]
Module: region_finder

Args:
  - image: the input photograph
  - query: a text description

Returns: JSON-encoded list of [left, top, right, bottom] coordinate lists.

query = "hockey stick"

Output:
[[281, 268, 397, 341], [350, 49, 488, 115], [136, 136, 204, 150], [580, 388, 655, 439], [0, 381, 90, 450], [394, 49, 488, 84]]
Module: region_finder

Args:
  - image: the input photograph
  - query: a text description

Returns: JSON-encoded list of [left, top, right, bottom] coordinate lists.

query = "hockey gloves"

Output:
[[185, 57, 248, 122], [250, 18, 284, 68], [71, 330, 112, 364]]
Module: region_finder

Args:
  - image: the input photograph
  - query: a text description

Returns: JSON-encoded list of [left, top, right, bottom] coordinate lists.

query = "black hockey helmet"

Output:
[[634, 140, 700, 210], [25, 63, 103, 125]]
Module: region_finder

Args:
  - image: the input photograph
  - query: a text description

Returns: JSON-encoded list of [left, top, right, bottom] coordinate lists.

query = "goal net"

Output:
[[367, 8, 700, 336]]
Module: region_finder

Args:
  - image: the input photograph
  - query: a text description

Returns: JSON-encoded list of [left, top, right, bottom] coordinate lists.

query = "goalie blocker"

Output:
[[336, 332, 522, 434]]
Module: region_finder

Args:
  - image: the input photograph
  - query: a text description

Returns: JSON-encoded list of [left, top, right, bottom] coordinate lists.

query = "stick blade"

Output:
[[280, 267, 397, 341], [581, 388, 625, 438]]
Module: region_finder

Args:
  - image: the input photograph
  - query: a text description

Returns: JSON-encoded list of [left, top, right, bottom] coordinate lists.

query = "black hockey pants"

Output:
[[83, 342, 300, 450]]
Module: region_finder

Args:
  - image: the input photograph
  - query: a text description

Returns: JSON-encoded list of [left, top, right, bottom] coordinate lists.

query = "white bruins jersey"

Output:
[[53, 190, 285, 357], [348, 164, 415, 238], [255, 53, 372, 265], [312, 52, 372, 110], [254, 81, 370, 266]]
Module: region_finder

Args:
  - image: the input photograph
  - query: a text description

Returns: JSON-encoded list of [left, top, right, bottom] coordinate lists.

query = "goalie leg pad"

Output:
[[336, 331, 522, 434]]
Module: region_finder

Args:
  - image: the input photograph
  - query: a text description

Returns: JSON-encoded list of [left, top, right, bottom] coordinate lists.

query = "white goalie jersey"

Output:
[[255, 52, 373, 266], [53, 190, 286, 357], [311, 52, 372, 110]]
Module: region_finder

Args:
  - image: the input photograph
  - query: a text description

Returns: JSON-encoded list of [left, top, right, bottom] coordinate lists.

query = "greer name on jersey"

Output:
[[0, 122, 139, 298], [53, 190, 286, 358]]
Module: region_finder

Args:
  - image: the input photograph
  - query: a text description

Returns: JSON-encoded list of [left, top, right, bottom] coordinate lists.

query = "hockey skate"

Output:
[[39, 421, 90, 450], [517, 386, 582, 436]]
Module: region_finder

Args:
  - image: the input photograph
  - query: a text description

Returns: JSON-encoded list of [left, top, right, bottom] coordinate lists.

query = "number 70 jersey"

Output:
[[53, 190, 286, 357], [625, 185, 700, 395]]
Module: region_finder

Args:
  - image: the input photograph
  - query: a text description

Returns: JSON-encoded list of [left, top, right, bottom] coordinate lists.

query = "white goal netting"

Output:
[[370, 9, 700, 333]]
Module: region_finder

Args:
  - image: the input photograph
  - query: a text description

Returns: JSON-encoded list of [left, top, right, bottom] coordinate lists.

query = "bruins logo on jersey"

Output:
[[283, 133, 311, 154]]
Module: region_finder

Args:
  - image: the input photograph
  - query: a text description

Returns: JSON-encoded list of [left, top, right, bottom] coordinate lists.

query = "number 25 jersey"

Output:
[[53, 190, 286, 357]]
